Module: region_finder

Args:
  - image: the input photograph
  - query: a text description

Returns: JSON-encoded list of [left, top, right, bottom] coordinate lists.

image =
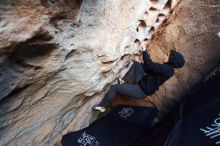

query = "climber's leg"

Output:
[[99, 84, 146, 107], [123, 61, 145, 84]]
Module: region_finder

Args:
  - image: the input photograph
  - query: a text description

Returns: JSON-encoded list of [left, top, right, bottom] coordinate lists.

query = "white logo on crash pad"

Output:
[[78, 132, 100, 146], [118, 107, 134, 119], [200, 113, 220, 145], [204, 67, 220, 82]]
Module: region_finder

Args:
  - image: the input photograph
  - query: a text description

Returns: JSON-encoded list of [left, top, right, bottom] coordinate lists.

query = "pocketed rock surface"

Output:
[[0, 0, 220, 145]]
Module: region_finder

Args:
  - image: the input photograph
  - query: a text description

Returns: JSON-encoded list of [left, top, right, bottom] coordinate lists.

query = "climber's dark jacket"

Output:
[[138, 51, 174, 95]]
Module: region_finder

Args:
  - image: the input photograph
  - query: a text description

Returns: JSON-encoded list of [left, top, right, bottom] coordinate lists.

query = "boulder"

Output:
[[0, 0, 220, 145]]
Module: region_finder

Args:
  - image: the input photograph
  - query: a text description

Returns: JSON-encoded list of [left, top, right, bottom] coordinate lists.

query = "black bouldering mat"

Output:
[[172, 66, 220, 146], [61, 105, 157, 146], [135, 66, 220, 146]]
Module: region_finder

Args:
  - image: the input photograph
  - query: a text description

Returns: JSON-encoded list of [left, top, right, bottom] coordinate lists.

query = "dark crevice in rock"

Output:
[[0, 32, 57, 102], [149, 26, 155, 33], [50, 12, 68, 27], [136, 20, 147, 32], [149, 7, 158, 12], [47, 0, 83, 27], [144, 38, 149, 41], [0, 84, 30, 104], [134, 39, 140, 44], [158, 13, 166, 17], [134, 39, 141, 48], [65, 49, 77, 61], [8, 33, 56, 67], [144, 11, 148, 18], [164, 0, 172, 10], [101, 60, 116, 64]]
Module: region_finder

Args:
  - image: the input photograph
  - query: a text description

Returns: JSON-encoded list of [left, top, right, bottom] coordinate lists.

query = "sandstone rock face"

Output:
[[144, 0, 220, 117], [112, 0, 220, 118], [0, 0, 220, 146]]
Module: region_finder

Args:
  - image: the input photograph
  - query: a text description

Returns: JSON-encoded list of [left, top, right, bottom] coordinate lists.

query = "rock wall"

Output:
[[145, 0, 220, 117], [0, 0, 220, 146], [112, 0, 220, 118]]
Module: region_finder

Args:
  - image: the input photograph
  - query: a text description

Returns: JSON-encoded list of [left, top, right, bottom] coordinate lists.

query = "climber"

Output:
[[92, 46, 185, 112]]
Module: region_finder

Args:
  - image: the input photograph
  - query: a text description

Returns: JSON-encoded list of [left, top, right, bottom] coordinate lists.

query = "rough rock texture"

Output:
[[146, 0, 220, 116], [112, 0, 220, 118], [0, 0, 220, 146], [0, 0, 178, 145]]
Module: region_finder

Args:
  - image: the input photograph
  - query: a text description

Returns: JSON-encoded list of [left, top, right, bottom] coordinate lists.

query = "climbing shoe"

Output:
[[92, 105, 106, 113], [118, 77, 125, 84]]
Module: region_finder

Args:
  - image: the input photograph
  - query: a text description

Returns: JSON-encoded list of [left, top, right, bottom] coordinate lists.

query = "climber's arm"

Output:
[[142, 51, 173, 77]]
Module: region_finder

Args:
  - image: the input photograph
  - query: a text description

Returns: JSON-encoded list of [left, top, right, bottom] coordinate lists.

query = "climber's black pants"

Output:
[[100, 61, 146, 107]]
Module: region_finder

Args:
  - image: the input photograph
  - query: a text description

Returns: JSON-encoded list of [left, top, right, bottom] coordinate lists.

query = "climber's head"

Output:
[[167, 50, 185, 68]]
